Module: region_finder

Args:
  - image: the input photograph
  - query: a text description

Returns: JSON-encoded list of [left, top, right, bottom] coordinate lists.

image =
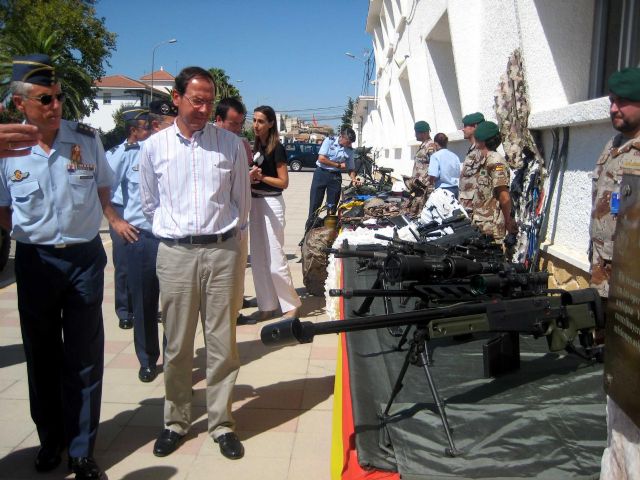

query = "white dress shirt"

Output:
[[139, 122, 250, 239]]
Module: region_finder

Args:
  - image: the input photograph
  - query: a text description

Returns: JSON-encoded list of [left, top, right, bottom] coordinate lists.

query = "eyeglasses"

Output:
[[25, 92, 66, 106], [183, 95, 215, 109]]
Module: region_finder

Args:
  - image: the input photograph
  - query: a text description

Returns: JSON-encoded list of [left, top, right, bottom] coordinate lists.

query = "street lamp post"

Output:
[[345, 51, 374, 95], [150, 38, 177, 104]]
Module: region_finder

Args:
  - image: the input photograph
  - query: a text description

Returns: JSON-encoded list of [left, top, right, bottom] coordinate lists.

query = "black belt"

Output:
[[251, 191, 282, 198], [162, 229, 235, 245], [319, 168, 341, 175]]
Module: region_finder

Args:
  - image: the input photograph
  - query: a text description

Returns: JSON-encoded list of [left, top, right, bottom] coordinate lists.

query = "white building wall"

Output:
[[360, 0, 616, 273], [84, 90, 143, 132]]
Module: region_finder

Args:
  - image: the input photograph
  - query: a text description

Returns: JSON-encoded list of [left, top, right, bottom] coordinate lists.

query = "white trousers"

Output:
[[249, 195, 301, 313]]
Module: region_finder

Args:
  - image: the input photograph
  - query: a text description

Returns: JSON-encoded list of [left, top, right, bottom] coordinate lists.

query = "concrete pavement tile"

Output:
[[234, 407, 300, 433], [101, 384, 163, 405], [100, 452, 195, 480], [0, 327, 23, 340], [0, 422, 34, 449], [0, 379, 17, 394], [104, 340, 130, 354], [288, 457, 333, 480], [0, 379, 28, 399], [100, 402, 137, 425], [185, 455, 289, 480], [291, 431, 332, 460], [239, 357, 309, 376], [232, 386, 304, 410], [296, 409, 334, 433], [0, 399, 31, 420]]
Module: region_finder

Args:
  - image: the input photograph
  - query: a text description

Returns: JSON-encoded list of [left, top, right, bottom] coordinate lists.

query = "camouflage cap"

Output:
[[474, 121, 500, 141], [414, 120, 430, 132], [609, 67, 640, 102], [462, 112, 485, 126]]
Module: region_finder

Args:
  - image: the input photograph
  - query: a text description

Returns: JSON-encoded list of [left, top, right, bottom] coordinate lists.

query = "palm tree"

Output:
[[0, 25, 94, 121], [208, 67, 241, 103]]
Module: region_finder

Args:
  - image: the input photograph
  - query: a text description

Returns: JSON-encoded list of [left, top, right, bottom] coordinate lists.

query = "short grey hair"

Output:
[[10, 81, 33, 96]]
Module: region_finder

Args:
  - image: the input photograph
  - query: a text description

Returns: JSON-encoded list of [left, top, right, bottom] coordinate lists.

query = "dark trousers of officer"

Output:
[[109, 203, 131, 322], [306, 167, 342, 231], [126, 229, 160, 369], [15, 236, 106, 457]]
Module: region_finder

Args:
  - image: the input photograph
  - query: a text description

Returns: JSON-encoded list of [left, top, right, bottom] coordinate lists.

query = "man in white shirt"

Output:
[[428, 133, 461, 198], [139, 66, 250, 460]]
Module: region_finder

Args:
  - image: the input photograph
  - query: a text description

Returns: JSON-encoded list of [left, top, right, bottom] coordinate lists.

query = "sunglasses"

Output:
[[26, 92, 66, 106]]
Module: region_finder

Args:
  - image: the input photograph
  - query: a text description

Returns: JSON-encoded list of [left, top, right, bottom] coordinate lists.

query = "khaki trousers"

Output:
[[156, 237, 241, 438]]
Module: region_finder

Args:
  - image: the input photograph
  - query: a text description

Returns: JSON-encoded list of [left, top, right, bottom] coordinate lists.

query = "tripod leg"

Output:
[[383, 342, 415, 416], [418, 343, 461, 457], [396, 325, 412, 350]]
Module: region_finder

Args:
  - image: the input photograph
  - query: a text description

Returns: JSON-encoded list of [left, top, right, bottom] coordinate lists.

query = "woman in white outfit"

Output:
[[239, 105, 301, 324]]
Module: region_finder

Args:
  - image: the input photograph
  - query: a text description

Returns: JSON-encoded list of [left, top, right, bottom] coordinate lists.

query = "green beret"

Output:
[[414, 120, 430, 133], [474, 121, 500, 141], [609, 68, 640, 101], [462, 112, 485, 126]]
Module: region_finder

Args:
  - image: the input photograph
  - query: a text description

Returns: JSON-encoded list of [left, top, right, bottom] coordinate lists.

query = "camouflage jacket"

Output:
[[590, 133, 640, 297], [412, 140, 437, 185], [470, 151, 510, 240], [459, 144, 482, 212]]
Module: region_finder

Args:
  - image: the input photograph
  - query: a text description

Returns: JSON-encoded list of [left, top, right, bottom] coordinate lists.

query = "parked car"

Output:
[[284, 142, 320, 171]]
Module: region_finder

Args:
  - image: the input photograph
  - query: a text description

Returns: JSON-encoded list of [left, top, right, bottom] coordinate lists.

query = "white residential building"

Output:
[[357, 0, 639, 284], [83, 69, 174, 132]]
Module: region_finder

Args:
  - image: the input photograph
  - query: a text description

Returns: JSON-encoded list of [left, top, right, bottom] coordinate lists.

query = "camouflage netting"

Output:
[[301, 226, 338, 296], [494, 48, 547, 264]]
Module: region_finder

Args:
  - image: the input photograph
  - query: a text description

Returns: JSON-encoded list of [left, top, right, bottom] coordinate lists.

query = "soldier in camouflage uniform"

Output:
[[406, 120, 437, 214], [590, 70, 640, 298], [468, 121, 517, 241], [458, 112, 485, 213], [595, 67, 640, 480], [411, 120, 437, 185]]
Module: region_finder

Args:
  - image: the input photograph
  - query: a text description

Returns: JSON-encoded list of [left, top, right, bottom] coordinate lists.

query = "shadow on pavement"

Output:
[[0, 343, 25, 368]]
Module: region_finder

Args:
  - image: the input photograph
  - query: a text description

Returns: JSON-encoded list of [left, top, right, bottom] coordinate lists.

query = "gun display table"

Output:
[[336, 254, 606, 479]]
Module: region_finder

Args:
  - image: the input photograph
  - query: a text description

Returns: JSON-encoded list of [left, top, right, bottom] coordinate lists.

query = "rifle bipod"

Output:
[[380, 325, 461, 457]]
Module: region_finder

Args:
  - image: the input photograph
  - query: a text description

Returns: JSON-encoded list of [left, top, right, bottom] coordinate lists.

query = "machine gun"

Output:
[[261, 288, 604, 457]]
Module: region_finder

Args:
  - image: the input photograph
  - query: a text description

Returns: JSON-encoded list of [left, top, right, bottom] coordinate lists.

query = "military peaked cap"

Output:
[[474, 121, 500, 141], [149, 99, 178, 117], [462, 112, 485, 126], [414, 120, 430, 132], [122, 107, 149, 122], [609, 68, 640, 102], [12, 54, 57, 86]]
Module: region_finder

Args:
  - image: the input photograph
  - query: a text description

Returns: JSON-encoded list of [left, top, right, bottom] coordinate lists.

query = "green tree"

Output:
[[100, 103, 135, 150], [0, 0, 116, 120], [340, 97, 354, 131], [208, 67, 241, 103]]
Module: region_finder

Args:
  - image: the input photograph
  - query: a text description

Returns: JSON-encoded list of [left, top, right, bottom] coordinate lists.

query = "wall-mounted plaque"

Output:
[[604, 162, 640, 428]]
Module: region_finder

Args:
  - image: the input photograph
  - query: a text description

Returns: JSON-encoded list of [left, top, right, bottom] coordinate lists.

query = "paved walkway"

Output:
[[0, 171, 339, 479]]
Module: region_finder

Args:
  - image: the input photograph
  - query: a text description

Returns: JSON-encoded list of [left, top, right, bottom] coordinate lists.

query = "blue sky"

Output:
[[95, 0, 373, 127]]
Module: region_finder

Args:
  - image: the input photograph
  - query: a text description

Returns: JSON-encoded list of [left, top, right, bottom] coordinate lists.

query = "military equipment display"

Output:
[[262, 288, 603, 456]]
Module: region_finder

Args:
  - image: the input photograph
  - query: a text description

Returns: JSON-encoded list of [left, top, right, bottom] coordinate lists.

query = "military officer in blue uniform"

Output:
[[304, 127, 360, 232], [0, 54, 136, 479], [111, 107, 163, 383], [106, 108, 151, 329]]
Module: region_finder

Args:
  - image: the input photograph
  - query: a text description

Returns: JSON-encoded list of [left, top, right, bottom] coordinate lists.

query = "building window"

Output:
[[589, 0, 639, 98], [103, 92, 112, 105]]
